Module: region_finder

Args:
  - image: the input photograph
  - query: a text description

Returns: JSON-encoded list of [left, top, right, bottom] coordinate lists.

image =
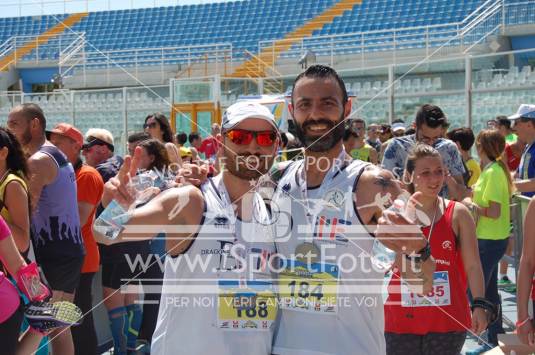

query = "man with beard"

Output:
[[269, 65, 435, 355], [94, 102, 281, 355], [7, 104, 84, 355]]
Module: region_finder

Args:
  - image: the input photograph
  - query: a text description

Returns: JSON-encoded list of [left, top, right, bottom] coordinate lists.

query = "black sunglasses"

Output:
[[518, 116, 535, 123], [82, 137, 114, 151]]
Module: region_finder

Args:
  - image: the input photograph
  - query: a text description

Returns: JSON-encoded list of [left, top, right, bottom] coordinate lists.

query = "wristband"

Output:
[[516, 317, 533, 328], [472, 297, 498, 324], [405, 242, 431, 263], [16, 262, 50, 302]]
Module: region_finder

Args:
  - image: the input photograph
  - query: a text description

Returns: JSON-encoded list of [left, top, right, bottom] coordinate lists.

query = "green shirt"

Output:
[[505, 133, 517, 144], [473, 162, 510, 240]]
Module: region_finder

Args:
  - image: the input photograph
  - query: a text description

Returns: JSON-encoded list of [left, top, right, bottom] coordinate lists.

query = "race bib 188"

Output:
[[218, 280, 277, 330]]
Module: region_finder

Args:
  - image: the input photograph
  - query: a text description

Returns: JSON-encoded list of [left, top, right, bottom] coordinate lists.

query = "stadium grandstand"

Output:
[[1, 1, 535, 354]]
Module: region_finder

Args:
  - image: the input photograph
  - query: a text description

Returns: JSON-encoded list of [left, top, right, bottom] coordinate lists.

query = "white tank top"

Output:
[[151, 175, 277, 355], [271, 159, 386, 355]]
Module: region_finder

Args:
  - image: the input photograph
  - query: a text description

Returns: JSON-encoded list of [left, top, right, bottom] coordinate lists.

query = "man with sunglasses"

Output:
[[510, 105, 535, 196], [381, 104, 467, 200], [82, 128, 121, 179], [512, 104, 535, 346], [95, 101, 281, 355], [269, 65, 435, 355]]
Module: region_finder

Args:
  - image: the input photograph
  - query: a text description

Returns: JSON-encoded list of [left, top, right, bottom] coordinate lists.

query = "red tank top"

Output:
[[384, 200, 471, 334], [505, 144, 521, 171]]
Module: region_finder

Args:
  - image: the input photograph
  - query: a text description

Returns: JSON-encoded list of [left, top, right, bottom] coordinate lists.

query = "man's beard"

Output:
[[294, 115, 345, 152], [224, 150, 274, 181], [21, 127, 32, 146]]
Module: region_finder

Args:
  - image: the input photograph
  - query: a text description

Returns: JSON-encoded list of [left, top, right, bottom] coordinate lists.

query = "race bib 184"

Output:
[[401, 271, 451, 307], [218, 280, 277, 330], [278, 259, 339, 314]]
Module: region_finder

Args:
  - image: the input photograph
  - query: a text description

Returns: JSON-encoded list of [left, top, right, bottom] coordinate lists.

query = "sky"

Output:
[[2, 0, 237, 18]]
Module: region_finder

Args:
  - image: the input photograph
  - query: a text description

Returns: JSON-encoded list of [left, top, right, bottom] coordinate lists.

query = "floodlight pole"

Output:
[[388, 64, 394, 124], [465, 55, 472, 128]]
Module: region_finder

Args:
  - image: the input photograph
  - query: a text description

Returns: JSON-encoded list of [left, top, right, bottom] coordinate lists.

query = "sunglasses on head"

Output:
[[143, 122, 158, 129], [82, 137, 114, 151], [225, 129, 277, 147]]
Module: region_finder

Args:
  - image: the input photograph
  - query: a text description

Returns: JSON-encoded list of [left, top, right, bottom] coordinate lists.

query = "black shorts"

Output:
[[385, 331, 466, 355], [39, 256, 84, 294], [101, 259, 150, 290], [101, 241, 150, 290]]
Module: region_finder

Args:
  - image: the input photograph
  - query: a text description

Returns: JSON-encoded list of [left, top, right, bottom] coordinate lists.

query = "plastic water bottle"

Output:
[[371, 198, 407, 271], [93, 200, 132, 240], [94, 171, 160, 240]]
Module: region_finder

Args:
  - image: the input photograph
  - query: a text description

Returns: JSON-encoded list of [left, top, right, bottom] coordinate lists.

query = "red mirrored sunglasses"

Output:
[[225, 129, 277, 147]]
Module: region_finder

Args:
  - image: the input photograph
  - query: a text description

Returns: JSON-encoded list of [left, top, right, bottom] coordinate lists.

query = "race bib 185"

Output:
[[401, 271, 451, 307]]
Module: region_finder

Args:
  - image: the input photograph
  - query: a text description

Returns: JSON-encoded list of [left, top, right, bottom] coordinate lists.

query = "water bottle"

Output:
[[371, 197, 407, 271], [94, 170, 159, 240], [93, 200, 132, 240]]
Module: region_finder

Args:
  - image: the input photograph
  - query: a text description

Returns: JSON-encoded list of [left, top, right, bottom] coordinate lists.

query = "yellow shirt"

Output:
[[465, 158, 481, 188], [350, 144, 373, 162]]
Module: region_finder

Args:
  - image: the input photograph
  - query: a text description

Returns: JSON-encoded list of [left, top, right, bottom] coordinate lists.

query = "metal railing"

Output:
[[0, 31, 85, 67], [509, 194, 532, 282], [60, 42, 234, 85], [256, 0, 534, 70]]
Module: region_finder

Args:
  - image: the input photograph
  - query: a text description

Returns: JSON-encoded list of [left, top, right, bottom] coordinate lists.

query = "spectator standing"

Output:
[[198, 123, 220, 160], [464, 129, 513, 353], [144, 113, 181, 166], [382, 104, 466, 200], [346, 119, 378, 163], [48, 123, 104, 355], [447, 127, 481, 188], [366, 123, 382, 152], [0, 127, 30, 255], [82, 129, 131, 355], [496, 116, 518, 144], [510, 105, 535, 196], [188, 132, 202, 160]]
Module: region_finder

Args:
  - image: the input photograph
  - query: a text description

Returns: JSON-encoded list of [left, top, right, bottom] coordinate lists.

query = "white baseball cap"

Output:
[[222, 101, 278, 131], [508, 104, 535, 120], [392, 122, 406, 132]]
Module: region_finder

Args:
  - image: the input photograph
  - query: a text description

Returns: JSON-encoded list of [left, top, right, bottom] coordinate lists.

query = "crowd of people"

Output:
[[1, 64, 535, 355]]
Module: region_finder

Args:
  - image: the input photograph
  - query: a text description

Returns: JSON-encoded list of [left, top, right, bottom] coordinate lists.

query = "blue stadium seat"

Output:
[[0, 0, 490, 63]]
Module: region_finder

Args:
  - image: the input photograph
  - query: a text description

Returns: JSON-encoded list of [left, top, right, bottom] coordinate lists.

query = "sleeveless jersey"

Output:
[[30, 145, 83, 259], [384, 200, 471, 334], [151, 175, 277, 355], [271, 159, 386, 355], [349, 143, 373, 162], [0, 172, 28, 224]]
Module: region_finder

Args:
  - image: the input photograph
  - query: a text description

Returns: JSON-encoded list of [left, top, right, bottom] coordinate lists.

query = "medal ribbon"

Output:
[[297, 147, 348, 243]]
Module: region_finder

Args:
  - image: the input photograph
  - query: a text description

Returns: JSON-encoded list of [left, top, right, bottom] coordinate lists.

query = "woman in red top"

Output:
[[384, 144, 489, 355]]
